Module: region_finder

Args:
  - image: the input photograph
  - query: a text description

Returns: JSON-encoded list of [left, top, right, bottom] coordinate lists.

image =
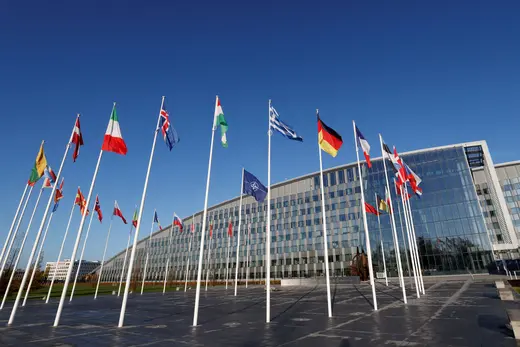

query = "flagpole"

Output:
[[184, 216, 194, 292], [399, 182, 420, 297], [405, 185, 425, 294], [318, 114, 333, 317], [70, 198, 97, 301], [375, 193, 388, 287], [0, 186, 45, 310], [266, 99, 272, 323], [379, 137, 406, 299], [0, 186, 34, 281], [163, 218, 174, 294], [396, 194, 412, 286], [205, 230, 213, 291], [141, 210, 156, 295], [234, 168, 245, 296], [192, 96, 219, 327], [403, 184, 423, 293], [352, 120, 377, 310], [95, 213, 114, 299], [245, 218, 251, 288], [0, 184, 29, 266], [47, 198, 76, 303], [119, 96, 164, 327], [23, 208, 55, 306], [118, 227, 132, 296]]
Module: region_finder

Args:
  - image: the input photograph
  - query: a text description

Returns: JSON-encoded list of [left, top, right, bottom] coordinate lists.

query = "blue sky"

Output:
[[1, 1, 519, 266]]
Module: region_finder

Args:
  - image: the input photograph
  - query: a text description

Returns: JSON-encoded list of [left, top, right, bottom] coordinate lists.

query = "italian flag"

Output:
[[113, 201, 127, 224], [102, 105, 128, 155], [214, 97, 228, 148]]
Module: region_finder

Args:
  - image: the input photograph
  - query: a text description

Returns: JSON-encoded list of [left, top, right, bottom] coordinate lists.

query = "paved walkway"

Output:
[[0, 279, 516, 346]]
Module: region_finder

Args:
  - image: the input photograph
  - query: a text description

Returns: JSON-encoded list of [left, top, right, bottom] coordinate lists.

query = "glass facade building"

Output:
[[96, 141, 517, 282]]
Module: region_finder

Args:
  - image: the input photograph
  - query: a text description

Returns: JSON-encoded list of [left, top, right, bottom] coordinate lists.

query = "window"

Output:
[[483, 188, 489, 194], [298, 198, 303, 204], [346, 188, 353, 195], [300, 209, 305, 215], [490, 211, 496, 217], [315, 206, 321, 213], [291, 200, 296, 206], [314, 218, 321, 225], [276, 202, 282, 208], [314, 176, 320, 188], [283, 201, 289, 207], [329, 192, 335, 199], [354, 186, 361, 194], [347, 168, 354, 182], [486, 200, 492, 206], [329, 172, 337, 186], [313, 195, 319, 202], [338, 170, 345, 184], [338, 190, 344, 197], [306, 219, 312, 226], [323, 174, 328, 187], [331, 203, 336, 211], [305, 197, 310, 203], [339, 214, 346, 221]]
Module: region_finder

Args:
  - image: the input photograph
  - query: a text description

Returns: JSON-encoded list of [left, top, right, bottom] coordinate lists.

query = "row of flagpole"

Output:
[[0, 94, 427, 329]]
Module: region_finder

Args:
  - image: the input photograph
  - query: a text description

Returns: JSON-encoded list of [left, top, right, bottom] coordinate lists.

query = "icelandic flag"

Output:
[[242, 169, 268, 202], [173, 213, 183, 231], [355, 126, 371, 168], [154, 211, 162, 230], [159, 102, 179, 151], [269, 105, 303, 141]]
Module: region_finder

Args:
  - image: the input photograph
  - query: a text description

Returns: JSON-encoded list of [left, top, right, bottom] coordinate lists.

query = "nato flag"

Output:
[[243, 169, 268, 202]]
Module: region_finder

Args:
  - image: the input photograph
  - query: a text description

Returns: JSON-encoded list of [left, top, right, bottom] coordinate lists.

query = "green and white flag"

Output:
[[214, 96, 228, 147]]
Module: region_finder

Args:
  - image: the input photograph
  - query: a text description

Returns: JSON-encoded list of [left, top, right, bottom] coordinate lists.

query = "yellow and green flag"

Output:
[[28, 142, 47, 186]]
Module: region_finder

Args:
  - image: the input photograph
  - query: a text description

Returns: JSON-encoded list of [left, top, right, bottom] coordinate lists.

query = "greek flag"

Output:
[[269, 105, 303, 141]]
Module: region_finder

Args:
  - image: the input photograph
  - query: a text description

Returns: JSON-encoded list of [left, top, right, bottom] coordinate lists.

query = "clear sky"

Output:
[[1, 1, 519, 266]]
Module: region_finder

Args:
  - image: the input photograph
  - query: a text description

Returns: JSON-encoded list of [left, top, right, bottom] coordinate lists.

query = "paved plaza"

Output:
[[0, 278, 516, 346]]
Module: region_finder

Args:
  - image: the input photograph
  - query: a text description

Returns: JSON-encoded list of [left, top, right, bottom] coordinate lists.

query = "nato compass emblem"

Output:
[[250, 181, 259, 191]]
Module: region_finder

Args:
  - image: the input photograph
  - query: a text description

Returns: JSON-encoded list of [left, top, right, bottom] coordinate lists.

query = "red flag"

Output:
[[71, 116, 84, 162], [94, 195, 103, 222], [227, 219, 233, 237], [132, 208, 138, 228], [113, 201, 127, 224], [75, 188, 89, 216], [54, 178, 64, 204], [364, 202, 380, 216], [209, 221, 213, 238]]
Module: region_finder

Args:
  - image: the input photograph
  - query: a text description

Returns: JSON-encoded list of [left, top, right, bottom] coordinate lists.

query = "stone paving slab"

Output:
[[0, 279, 516, 346]]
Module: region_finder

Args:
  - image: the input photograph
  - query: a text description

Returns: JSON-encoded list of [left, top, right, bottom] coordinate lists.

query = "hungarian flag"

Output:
[[113, 201, 127, 224], [75, 188, 89, 216], [52, 178, 65, 212], [42, 166, 57, 188], [355, 125, 371, 168], [317, 113, 343, 157], [71, 115, 84, 162], [132, 209, 138, 228], [227, 218, 233, 237], [28, 142, 48, 186], [102, 104, 128, 155], [214, 96, 228, 148], [364, 202, 380, 216], [173, 213, 183, 231], [94, 195, 103, 222]]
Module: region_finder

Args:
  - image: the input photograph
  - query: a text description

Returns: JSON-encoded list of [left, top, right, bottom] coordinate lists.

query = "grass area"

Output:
[[514, 287, 520, 294]]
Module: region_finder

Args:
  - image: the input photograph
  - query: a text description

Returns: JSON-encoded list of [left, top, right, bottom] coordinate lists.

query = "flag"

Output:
[[42, 166, 57, 188], [243, 170, 268, 202], [132, 209, 138, 228], [28, 142, 48, 186], [317, 113, 343, 157], [382, 140, 392, 160], [385, 187, 392, 213], [159, 102, 179, 151], [355, 126, 371, 168], [191, 222, 195, 233], [75, 188, 89, 216], [52, 178, 65, 212], [113, 201, 127, 224], [94, 195, 103, 222], [269, 105, 303, 141], [365, 202, 380, 216], [102, 105, 128, 155], [209, 221, 213, 238], [227, 219, 233, 237], [403, 161, 423, 197], [173, 213, 183, 231], [214, 97, 228, 147], [71, 116, 84, 162], [377, 194, 389, 213], [393, 147, 407, 185], [154, 211, 162, 230]]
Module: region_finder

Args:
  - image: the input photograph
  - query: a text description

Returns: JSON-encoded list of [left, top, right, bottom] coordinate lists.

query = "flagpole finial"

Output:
[[41, 140, 45, 145]]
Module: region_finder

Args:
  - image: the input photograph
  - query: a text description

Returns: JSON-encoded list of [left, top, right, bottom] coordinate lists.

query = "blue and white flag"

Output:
[[243, 169, 268, 202], [269, 105, 303, 142]]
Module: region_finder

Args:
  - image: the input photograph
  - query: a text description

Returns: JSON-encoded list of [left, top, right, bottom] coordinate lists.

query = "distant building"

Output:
[[44, 259, 100, 281]]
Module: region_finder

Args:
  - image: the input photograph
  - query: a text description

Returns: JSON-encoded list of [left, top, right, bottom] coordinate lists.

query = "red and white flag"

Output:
[[71, 115, 84, 162], [227, 218, 233, 237], [355, 125, 371, 168], [102, 105, 128, 155], [113, 201, 127, 224]]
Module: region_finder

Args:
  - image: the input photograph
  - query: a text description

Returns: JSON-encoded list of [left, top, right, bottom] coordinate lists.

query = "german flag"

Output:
[[317, 114, 343, 157]]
